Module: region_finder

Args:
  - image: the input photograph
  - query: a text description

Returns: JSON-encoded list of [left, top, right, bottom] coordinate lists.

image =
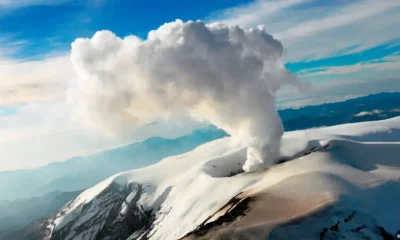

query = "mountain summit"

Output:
[[29, 117, 400, 240]]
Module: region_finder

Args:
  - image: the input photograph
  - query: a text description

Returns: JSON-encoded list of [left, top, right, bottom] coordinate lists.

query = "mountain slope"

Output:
[[37, 117, 400, 240], [0, 190, 82, 239]]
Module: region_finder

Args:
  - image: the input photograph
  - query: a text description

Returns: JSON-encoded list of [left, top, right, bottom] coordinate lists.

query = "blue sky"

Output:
[[1, 0, 254, 58], [1, 0, 400, 170]]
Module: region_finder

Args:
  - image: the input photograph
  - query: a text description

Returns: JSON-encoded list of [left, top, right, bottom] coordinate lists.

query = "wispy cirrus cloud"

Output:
[[0, 36, 28, 57], [276, 0, 400, 40], [211, 0, 311, 27], [213, 0, 400, 62], [297, 58, 400, 78], [212, 0, 400, 108]]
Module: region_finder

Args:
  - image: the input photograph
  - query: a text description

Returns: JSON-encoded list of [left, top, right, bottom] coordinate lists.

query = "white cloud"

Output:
[[353, 110, 382, 117], [0, 45, 203, 170], [0, 20, 301, 172], [1, 0, 399, 171], [70, 20, 300, 171], [277, 94, 363, 109], [0, 36, 28, 57], [211, 0, 311, 27], [212, 0, 400, 107], [277, 76, 400, 111], [276, 0, 400, 40], [297, 57, 400, 77], [0, 101, 202, 171], [213, 0, 400, 61], [0, 54, 73, 106]]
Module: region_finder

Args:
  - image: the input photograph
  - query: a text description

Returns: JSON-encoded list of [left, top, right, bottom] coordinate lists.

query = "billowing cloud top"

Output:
[[71, 20, 298, 172]]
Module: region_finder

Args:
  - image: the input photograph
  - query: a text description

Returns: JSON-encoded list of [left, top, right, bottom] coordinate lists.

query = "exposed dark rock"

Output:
[[269, 208, 395, 240], [180, 193, 252, 239]]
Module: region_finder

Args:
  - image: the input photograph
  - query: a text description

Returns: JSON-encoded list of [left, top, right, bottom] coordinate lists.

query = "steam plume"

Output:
[[70, 20, 298, 172]]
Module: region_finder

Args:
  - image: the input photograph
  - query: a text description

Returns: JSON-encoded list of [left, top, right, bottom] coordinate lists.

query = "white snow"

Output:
[[53, 177, 115, 230], [52, 117, 400, 239]]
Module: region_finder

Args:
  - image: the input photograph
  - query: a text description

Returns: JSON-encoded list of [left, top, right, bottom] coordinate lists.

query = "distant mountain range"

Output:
[[0, 127, 227, 201], [0, 190, 82, 239]]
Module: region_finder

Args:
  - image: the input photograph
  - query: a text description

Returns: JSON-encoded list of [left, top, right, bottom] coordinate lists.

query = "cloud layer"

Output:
[[214, 0, 400, 62], [0, 55, 72, 106], [71, 20, 297, 171]]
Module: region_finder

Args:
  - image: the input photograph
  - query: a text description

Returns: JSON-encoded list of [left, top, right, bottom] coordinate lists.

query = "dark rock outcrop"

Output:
[[48, 182, 151, 240]]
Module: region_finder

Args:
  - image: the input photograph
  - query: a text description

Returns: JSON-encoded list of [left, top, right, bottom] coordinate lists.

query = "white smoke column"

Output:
[[70, 20, 298, 172]]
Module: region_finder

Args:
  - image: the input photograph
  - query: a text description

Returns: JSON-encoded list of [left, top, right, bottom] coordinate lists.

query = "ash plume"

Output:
[[70, 20, 298, 172]]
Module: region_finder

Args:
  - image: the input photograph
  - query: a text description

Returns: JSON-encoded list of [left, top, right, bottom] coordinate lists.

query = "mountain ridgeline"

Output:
[[0, 127, 227, 201]]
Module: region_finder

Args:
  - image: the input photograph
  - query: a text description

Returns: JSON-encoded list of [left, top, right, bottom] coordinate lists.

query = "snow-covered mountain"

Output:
[[37, 117, 400, 240]]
